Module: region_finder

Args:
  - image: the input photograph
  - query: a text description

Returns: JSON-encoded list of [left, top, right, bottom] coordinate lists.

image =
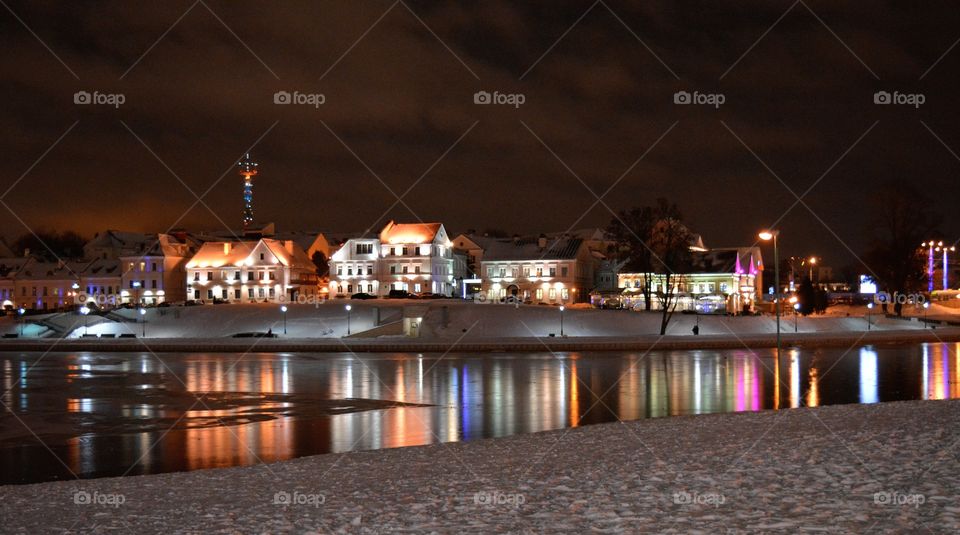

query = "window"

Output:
[[561, 288, 569, 300], [234, 289, 241, 299], [415, 265, 421, 274], [535, 288, 543, 301], [258, 288, 265, 298], [152, 280, 157, 289], [269, 288, 276, 298], [355, 243, 373, 255], [206, 271, 212, 281], [207, 290, 213, 299], [194, 290, 200, 299], [499, 268, 506, 277], [347, 267, 353, 276], [548, 288, 556, 300], [193, 272, 200, 281], [414, 283, 421, 293], [367, 266, 373, 275], [523, 266, 530, 277], [269, 272, 276, 281], [561, 266, 568, 277], [347, 284, 353, 293], [221, 289, 228, 299], [247, 272, 254, 281], [402, 266, 409, 274], [403, 247, 409, 256], [260, 253, 265, 260], [536, 267, 543, 277], [151, 263, 157, 272], [549, 267, 556, 277], [367, 284, 373, 293], [258, 272, 264, 280], [720, 283, 728, 293], [234, 271, 240, 280], [248, 289, 254, 298], [337, 266, 343, 276], [139, 262, 145, 272], [390, 265, 396, 274]]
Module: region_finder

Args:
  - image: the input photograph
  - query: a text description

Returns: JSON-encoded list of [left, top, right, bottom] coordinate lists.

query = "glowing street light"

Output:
[[559, 305, 565, 336], [138, 307, 146, 337], [793, 302, 800, 332], [17, 307, 25, 337], [923, 301, 930, 328], [80, 305, 90, 336], [280, 305, 288, 334], [345, 304, 352, 335], [758, 230, 781, 358], [866, 301, 874, 331]]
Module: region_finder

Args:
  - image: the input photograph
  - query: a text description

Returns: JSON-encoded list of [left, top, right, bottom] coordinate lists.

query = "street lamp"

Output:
[[132, 281, 142, 307], [807, 256, 817, 282], [758, 230, 781, 358], [80, 306, 90, 336], [345, 304, 352, 335], [17, 307, 25, 337], [280, 305, 288, 335], [793, 302, 800, 332], [138, 307, 146, 337], [923, 301, 930, 328], [559, 305, 565, 336], [866, 301, 874, 330]]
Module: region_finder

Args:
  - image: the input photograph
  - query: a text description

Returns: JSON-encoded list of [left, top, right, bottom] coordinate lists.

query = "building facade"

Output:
[[479, 236, 594, 304], [185, 239, 318, 304], [329, 221, 455, 297]]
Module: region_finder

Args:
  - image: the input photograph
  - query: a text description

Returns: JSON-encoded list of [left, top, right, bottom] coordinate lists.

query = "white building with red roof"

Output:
[[185, 239, 318, 304], [329, 220, 455, 297]]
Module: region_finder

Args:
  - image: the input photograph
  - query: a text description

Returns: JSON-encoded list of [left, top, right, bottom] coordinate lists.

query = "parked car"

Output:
[[416, 292, 445, 300], [351, 292, 376, 300], [387, 289, 411, 299]]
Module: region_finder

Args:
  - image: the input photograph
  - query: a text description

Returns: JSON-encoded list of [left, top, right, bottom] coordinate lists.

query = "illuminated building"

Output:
[[617, 247, 763, 314], [329, 221, 455, 297], [85, 231, 196, 305], [237, 153, 258, 229], [479, 235, 594, 304], [185, 239, 318, 303]]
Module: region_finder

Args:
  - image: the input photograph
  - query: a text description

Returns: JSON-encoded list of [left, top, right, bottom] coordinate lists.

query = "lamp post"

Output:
[[559, 305, 565, 336], [281, 305, 288, 334], [793, 302, 800, 332], [18, 307, 25, 337], [759, 230, 781, 358], [80, 306, 90, 336], [866, 301, 874, 330], [132, 281, 141, 307], [138, 307, 146, 337], [345, 304, 352, 335], [923, 301, 930, 328], [807, 257, 817, 283], [71, 282, 80, 308]]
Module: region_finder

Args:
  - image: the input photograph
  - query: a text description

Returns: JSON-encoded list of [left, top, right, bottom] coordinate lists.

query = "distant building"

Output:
[[618, 247, 763, 314], [185, 239, 318, 303], [479, 235, 594, 304], [329, 221, 455, 297], [10, 259, 87, 311]]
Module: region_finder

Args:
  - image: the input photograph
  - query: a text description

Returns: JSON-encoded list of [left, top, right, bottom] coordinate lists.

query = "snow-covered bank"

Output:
[[2, 399, 956, 532], [0, 300, 954, 353]]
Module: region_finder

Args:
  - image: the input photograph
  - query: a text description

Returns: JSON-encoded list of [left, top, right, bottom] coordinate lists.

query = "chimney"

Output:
[[537, 234, 547, 249]]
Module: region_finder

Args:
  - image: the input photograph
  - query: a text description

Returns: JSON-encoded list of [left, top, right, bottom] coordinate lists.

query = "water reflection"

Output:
[[2, 343, 960, 484]]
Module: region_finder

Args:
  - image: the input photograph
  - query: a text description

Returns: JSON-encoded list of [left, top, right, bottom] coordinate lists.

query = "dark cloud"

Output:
[[2, 0, 960, 270]]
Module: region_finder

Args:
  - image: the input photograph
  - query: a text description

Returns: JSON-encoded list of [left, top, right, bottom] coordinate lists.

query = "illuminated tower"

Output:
[[237, 152, 258, 229]]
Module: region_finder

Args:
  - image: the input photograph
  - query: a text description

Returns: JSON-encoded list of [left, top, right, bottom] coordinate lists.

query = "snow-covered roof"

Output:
[[187, 239, 314, 270], [379, 221, 445, 245], [483, 237, 586, 262]]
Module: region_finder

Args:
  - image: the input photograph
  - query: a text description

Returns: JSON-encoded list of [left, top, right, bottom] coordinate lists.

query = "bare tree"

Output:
[[649, 200, 694, 335]]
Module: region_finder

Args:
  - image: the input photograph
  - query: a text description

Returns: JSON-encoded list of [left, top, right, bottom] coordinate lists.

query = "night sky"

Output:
[[2, 1, 960, 269]]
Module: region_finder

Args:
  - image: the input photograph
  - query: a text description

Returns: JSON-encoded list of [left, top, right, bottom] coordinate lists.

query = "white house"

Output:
[[480, 235, 595, 304], [185, 239, 318, 304], [329, 221, 455, 297]]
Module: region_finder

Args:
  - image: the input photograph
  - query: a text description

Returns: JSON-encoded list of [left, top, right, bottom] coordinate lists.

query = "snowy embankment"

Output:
[[0, 300, 953, 353], [2, 399, 956, 533]]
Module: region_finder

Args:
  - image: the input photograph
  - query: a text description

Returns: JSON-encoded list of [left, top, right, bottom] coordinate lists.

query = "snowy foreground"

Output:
[[2, 399, 957, 533]]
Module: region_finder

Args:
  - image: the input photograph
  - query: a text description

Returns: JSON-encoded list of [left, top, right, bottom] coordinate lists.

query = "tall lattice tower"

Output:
[[237, 152, 258, 229]]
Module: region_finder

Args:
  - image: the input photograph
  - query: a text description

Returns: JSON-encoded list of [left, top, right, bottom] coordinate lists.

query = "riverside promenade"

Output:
[[2, 399, 957, 533], [0, 327, 959, 353]]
